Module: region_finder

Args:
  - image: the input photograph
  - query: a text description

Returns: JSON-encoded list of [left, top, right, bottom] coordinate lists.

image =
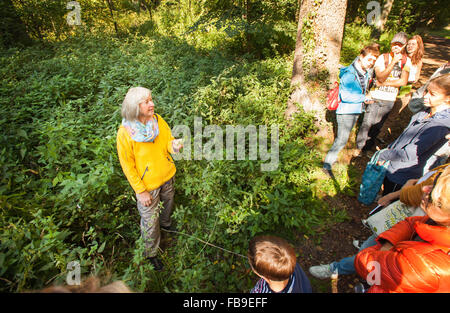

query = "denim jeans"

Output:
[[323, 114, 360, 169], [356, 100, 395, 151], [329, 234, 378, 275]]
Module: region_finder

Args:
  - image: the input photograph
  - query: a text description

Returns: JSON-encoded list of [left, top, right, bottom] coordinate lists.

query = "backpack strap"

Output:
[[384, 53, 407, 70]]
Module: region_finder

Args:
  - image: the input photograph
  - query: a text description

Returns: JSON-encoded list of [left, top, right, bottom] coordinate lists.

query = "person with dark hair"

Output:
[[322, 44, 380, 174], [401, 62, 450, 175], [248, 236, 311, 293], [355, 32, 412, 154], [354, 166, 450, 293], [376, 73, 450, 195], [408, 62, 450, 114]]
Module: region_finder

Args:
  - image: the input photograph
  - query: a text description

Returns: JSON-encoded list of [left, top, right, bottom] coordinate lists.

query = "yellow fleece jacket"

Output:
[[117, 114, 176, 193]]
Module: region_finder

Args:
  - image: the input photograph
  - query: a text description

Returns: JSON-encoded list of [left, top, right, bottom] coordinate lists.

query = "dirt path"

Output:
[[300, 34, 449, 293]]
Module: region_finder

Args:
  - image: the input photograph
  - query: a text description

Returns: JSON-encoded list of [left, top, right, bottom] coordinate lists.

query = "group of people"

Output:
[[310, 31, 450, 292], [323, 32, 427, 175], [112, 31, 449, 293]]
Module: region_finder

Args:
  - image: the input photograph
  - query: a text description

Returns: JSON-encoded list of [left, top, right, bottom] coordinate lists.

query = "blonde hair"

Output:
[[248, 236, 296, 281], [121, 87, 152, 121], [431, 166, 450, 215]]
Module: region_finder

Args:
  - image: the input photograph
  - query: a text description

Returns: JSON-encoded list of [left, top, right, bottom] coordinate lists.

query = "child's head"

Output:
[[247, 235, 296, 281]]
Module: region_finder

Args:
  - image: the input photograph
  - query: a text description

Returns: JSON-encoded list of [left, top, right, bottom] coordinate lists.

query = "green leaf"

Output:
[[39, 262, 54, 272], [98, 241, 106, 253], [17, 129, 28, 138]]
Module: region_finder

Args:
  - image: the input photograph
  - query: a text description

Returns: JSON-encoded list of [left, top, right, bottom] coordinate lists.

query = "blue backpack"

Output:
[[358, 149, 390, 205]]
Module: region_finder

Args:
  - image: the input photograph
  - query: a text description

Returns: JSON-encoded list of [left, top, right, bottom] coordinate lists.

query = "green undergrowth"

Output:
[[1, 24, 351, 293]]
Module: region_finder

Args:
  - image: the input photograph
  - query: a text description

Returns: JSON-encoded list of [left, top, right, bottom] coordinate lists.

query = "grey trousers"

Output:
[[136, 177, 175, 258], [324, 114, 360, 169], [356, 100, 395, 150]]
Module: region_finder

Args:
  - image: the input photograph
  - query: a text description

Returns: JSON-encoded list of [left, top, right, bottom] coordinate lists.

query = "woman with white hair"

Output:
[[117, 87, 183, 271]]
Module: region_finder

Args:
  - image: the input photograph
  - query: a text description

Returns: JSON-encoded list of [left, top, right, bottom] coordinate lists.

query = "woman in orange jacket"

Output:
[[354, 166, 450, 292], [117, 87, 183, 271]]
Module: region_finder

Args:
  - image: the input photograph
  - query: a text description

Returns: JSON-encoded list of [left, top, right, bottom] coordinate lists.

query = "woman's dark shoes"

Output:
[[321, 164, 334, 179], [322, 168, 334, 178], [148, 256, 163, 271]]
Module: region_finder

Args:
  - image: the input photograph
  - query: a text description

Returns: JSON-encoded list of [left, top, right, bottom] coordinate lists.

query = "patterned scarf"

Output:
[[122, 116, 159, 142], [353, 59, 367, 93]]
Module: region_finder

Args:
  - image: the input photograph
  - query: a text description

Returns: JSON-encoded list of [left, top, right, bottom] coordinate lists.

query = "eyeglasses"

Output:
[[391, 42, 404, 47]]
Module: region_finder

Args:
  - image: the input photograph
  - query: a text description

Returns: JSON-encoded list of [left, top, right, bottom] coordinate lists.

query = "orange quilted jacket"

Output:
[[354, 216, 450, 293]]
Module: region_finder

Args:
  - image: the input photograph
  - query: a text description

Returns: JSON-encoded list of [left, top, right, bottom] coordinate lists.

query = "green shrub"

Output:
[[1, 14, 348, 292]]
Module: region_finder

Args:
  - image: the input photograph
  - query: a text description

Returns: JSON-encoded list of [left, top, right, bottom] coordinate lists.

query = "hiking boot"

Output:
[[148, 256, 163, 271], [309, 264, 333, 279], [321, 165, 334, 179]]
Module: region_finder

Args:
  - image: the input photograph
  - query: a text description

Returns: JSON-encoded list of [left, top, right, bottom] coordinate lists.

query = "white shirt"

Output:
[[371, 54, 413, 102], [408, 63, 419, 83]]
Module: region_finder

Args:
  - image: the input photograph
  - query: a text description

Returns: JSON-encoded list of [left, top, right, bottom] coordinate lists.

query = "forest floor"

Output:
[[297, 34, 449, 293]]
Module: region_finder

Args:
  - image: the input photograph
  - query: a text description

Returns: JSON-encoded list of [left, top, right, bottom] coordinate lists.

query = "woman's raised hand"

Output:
[[172, 139, 184, 152]]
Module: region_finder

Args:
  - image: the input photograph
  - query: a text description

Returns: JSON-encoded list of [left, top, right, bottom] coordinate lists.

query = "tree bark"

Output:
[[314, 0, 347, 84], [105, 0, 119, 36], [141, 0, 153, 19], [376, 0, 394, 31], [286, 0, 348, 119]]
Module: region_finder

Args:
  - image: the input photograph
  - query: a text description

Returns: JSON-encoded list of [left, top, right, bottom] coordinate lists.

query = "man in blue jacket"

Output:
[[323, 44, 380, 174]]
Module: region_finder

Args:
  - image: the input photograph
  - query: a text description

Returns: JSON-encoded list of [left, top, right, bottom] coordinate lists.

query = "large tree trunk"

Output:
[[376, 0, 394, 32], [371, 0, 394, 39], [286, 0, 348, 119]]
